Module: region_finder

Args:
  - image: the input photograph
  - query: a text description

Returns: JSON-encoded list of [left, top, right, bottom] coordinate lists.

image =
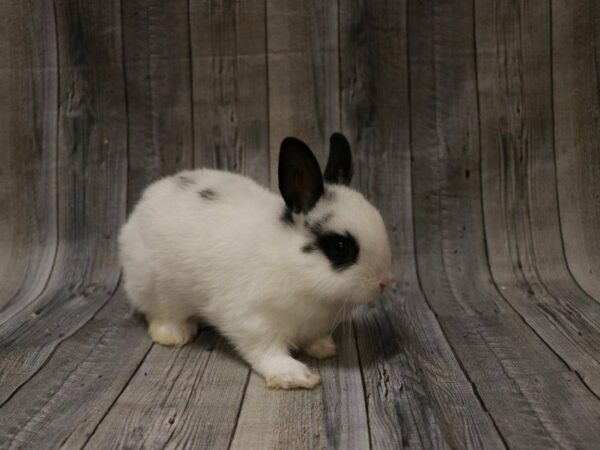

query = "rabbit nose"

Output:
[[379, 273, 393, 293]]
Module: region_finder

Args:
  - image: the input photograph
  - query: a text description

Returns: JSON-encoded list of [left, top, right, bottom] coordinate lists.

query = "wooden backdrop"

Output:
[[1, 1, 600, 448]]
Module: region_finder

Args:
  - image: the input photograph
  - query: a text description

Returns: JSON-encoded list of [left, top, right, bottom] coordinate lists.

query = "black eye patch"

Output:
[[310, 231, 359, 271]]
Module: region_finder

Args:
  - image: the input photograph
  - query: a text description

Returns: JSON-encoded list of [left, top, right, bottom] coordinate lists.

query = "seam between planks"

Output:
[[226, 368, 251, 450], [263, 0, 271, 184], [120, 0, 131, 210], [186, 0, 196, 168], [351, 319, 373, 450]]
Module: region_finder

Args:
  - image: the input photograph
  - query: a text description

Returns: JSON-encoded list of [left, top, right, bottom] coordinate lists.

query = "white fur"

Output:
[[119, 168, 392, 389]]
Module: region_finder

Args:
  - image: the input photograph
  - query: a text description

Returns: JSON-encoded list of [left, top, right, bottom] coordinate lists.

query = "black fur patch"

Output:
[[199, 188, 217, 200], [281, 207, 294, 226], [302, 215, 360, 270], [315, 231, 359, 271], [177, 175, 195, 188]]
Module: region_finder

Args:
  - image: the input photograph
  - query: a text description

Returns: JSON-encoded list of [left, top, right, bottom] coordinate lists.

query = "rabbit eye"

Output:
[[316, 232, 359, 270], [331, 239, 349, 259]]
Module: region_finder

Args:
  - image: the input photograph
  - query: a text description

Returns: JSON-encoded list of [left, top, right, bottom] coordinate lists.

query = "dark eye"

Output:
[[330, 238, 351, 260], [317, 232, 359, 270]]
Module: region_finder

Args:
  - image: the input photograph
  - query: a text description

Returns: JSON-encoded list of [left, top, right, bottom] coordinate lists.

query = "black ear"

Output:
[[278, 137, 324, 214], [324, 132, 353, 185]]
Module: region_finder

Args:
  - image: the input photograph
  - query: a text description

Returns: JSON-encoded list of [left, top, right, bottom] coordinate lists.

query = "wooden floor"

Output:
[[2, 0, 600, 449]]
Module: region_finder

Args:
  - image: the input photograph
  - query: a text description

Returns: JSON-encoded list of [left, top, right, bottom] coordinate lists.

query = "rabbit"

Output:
[[119, 133, 393, 390]]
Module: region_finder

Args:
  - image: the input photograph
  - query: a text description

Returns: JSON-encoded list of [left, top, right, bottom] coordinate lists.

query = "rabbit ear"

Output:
[[324, 133, 353, 185], [278, 137, 324, 214]]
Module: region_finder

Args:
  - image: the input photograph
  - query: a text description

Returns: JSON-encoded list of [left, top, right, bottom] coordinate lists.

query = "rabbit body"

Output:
[[120, 135, 392, 389]]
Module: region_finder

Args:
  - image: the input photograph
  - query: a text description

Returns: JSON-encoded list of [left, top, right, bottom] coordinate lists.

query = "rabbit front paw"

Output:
[[263, 357, 321, 390]]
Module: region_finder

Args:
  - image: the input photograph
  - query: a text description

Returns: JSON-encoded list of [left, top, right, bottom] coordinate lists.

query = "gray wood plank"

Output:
[[84, 329, 248, 450], [232, 2, 370, 449], [0, 290, 152, 449], [477, 371, 600, 449], [0, 0, 58, 324], [122, 0, 194, 209], [340, 1, 505, 448], [191, 0, 269, 182], [0, 0, 127, 405], [409, 0, 600, 448], [476, 0, 600, 397], [265, 0, 340, 186], [552, 0, 600, 302], [230, 361, 326, 450]]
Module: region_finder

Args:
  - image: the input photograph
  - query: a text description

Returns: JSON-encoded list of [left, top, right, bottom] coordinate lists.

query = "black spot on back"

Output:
[[177, 175, 195, 188], [199, 188, 217, 200]]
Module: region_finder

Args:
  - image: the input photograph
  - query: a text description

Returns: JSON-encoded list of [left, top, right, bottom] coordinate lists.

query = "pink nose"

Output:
[[379, 274, 393, 293]]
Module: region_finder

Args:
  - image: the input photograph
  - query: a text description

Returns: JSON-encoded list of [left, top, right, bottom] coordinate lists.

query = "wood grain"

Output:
[[191, 0, 269, 182], [409, 0, 600, 448], [552, 0, 600, 302], [0, 0, 58, 324], [0, 290, 152, 449], [266, 0, 340, 185], [122, 0, 194, 209], [0, 0, 127, 405], [85, 329, 248, 450], [477, 0, 600, 397]]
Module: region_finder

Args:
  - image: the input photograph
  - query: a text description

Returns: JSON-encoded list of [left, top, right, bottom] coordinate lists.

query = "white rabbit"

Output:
[[119, 133, 393, 389]]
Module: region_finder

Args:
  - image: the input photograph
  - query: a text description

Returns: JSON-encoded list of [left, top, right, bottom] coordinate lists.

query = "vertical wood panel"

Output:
[[553, 0, 600, 301], [340, 1, 505, 448], [0, 0, 127, 405], [122, 0, 194, 208], [0, 0, 58, 322], [477, 0, 600, 397], [191, 0, 269, 182], [266, 0, 339, 185]]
